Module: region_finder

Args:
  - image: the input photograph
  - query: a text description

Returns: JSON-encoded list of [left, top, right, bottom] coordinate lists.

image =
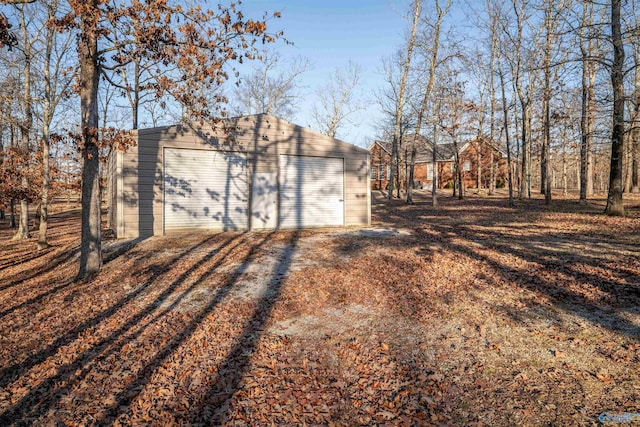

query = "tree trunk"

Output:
[[15, 182, 29, 239], [477, 141, 482, 191], [457, 156, 463, 199], [580, 1, 596, 202], [633, 125, 640, 192], [562, 123, 568, 198], [499, 67, 514, 207], [579, 54, 591, 201], [39, 4, 56, 250], [606, 0, 625, 216], [38, 120, 51, 249], [13, 11, 32, 241], [508, 0, 530, 201], [487, 0, 497, 196], [395, 141, 402, 199], [77, 14, 103, 279], [489, 150, 495, 195], [407, 0, 448, 203], [406, 144, 416, 204], [10, 198, 16, 228], [634, 8, 640, 194], [132, 57, 140, 129], [519, 106, 528, 199], [624, 131, 633, 193], [9, 125, 16, 228], [476, 90, 485, 192], [389, 0, 420, 201], [452, 139, 463, 200], [586, 66, 595, 197], [432, 110, 439, 207], [541, 0, 552, 204]]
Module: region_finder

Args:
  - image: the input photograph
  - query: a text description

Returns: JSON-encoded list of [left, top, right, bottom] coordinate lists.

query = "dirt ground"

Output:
[[0, 191, 639, 426]]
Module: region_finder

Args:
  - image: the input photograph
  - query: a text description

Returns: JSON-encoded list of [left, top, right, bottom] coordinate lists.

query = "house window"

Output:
[[386, 165, 391, 180], [463, 160, 471, 172], [371, 166, 377, 180], [427, 163, 434, 180]]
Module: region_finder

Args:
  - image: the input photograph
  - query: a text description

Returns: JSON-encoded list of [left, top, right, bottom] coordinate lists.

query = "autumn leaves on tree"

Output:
[[1, 0, 280, 278]]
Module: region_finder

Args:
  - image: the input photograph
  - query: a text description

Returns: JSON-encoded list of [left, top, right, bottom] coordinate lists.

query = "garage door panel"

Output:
[[164, 149, 248, 231], [279, 155, 344, 228]]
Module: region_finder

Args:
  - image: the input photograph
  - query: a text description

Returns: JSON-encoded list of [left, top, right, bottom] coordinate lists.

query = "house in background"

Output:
[[369, 136, 509, 191], [107, 114, 370, 238]]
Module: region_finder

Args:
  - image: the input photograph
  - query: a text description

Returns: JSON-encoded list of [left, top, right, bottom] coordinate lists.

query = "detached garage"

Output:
[[106, 114, 370, 238]]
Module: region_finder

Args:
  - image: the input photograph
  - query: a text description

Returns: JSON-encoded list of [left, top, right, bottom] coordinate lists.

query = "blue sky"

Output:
[[240, 0, 412, 147]]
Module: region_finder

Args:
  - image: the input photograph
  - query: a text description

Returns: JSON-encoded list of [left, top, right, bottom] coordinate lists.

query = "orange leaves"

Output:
[[244, 19, 267, 35], [0, 11, 17, 49], [595, 370, 613, 384], [48, 0, 280, 124]]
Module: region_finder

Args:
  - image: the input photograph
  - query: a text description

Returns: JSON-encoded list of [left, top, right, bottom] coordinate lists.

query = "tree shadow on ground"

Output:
[[0, 227, 300, 425], [371, 190, 640, 339], [186, 231, 299, 424], [0, 232, 228, 411]]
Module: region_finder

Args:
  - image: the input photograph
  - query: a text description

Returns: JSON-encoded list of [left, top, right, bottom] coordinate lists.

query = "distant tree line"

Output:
[[378, 0, 639, 215]]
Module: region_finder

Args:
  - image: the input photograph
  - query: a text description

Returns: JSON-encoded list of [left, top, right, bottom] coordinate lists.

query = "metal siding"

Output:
[[164, 148, 248, 231], [279, 155, 344, 228], [251, 172, 278, 229]]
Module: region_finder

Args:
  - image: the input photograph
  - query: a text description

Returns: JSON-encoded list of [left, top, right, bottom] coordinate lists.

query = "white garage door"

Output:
[[279, 155, 344, 228], [164, 148, 248, 232]]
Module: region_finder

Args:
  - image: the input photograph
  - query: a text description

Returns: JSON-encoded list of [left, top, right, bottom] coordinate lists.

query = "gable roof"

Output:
[[229, 113, 369, 151], [419, 142, 457, 163], [368, 140, 392, 154], [138, 113, 369, 156], [368, 135, 457, 163]]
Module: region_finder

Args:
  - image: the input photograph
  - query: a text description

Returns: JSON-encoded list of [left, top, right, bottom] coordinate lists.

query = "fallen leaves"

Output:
[[1, 193, 639, 425]]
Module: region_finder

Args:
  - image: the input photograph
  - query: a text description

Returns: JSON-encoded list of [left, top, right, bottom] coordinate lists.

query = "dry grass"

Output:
[[0, 192, 639, 426]]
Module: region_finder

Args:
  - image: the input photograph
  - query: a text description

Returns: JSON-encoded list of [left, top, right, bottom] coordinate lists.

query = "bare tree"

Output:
[[486, 0, 501, 196], [502, 0, 534, 200], [11, 1, 40, 240], [406, 0, 450, 204], [312, 61, 362, 139], [630, 1, 640, 194], [431, 92, 442, 206], [374, 53, 416, 195], [498, 62, 515, 207], [605, 0, 625, 215], [578, 0, 597, 202], [37, 0, 75, 249], [539, 0, 553, 204], [440, 72, 471, 200], [233, 50, 309, 120], [389, 0, 421, 201]]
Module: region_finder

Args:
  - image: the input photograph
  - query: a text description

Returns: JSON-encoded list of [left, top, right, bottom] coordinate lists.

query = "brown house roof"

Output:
[[370, 140, 392, 154], [369, 137, 456, 163]]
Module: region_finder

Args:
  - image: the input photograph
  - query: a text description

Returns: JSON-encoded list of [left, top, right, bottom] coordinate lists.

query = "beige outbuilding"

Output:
[[106, 114, 370, 238]]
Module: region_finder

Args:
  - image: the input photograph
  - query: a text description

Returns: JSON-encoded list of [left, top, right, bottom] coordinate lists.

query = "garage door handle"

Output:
[[339, 199, 344, 202]]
